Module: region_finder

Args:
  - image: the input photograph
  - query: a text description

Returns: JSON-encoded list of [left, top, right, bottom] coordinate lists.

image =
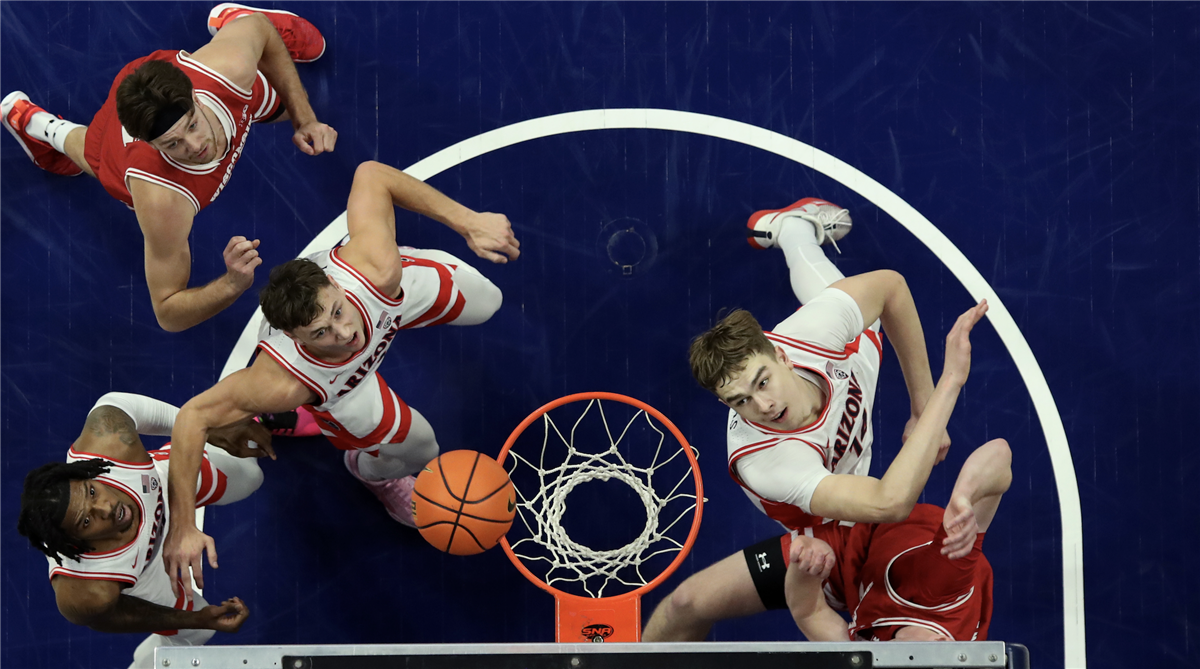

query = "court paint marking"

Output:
[[220, 109, 1084, 668]]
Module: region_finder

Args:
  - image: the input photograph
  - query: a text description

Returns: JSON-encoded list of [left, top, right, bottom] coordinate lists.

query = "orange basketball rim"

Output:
[[496, 391, 704, 643]]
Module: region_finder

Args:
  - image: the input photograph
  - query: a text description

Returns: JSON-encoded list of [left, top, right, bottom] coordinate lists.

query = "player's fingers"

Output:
[[206, 535, 219, 570], [294, 135, 316, 156], [166, 559, 183, 598]]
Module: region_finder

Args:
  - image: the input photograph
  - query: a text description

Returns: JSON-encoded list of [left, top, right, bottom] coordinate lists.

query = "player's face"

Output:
[[150, 99, 219, 164], [61, 479, 137, 545], [291, 282, 366, 360], [718, 347, 808, 430]]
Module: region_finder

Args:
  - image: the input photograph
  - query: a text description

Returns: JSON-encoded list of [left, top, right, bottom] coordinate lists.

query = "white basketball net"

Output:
[[504, 398, 701, 598]]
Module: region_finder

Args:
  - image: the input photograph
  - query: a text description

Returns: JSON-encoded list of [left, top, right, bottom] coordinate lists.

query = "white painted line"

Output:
[[219, 109, 1085, 667]]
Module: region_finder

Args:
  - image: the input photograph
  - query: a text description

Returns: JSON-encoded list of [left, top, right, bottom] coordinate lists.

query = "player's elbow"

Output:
[[57, 596, 114, 629], [988, 438, 1014, 494], [151, 300, 192, 333], [868, 493, 914, 523]]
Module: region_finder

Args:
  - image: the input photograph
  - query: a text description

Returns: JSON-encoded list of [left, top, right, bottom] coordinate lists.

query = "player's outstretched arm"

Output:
[[133, 181, 261, 332], [830, 270, 948, 461], [52, 575, 249, 634], [192, 12, 335, 155], [941, 437, 1012, 559], [340, 161, 521, 293], [808, 301, 989, 524], [163, 356, 310, 599], [785, 536, 846, 641]]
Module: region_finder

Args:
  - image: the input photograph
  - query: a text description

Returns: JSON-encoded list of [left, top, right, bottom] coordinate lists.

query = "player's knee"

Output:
[[453, 272, 503, 326], [660, 575, 715, 625]]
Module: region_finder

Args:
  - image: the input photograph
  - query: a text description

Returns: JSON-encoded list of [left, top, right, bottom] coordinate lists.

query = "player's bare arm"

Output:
[[340, 161, 521, 293], [808, 300, 989, 524], [164, 354, 313, 597], [941, 437, 1012, 559], [132, 180, 261, 332], [51, 575, 249, 634], [784, 536, 846, 641], [830, 270, 949, 459], [72, 405, 151, 465], [193, 12, 335, 155]]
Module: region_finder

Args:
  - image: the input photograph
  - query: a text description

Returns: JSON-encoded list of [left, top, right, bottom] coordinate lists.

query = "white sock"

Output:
[[778, 216, 846, 305], [23, 111, 82, 153]]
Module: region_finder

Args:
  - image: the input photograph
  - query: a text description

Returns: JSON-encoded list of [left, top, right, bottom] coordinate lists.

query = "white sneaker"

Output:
[[746, 197, 852, 252]]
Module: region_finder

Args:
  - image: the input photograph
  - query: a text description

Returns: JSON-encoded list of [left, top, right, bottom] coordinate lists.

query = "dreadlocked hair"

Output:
[[17, 459, 112, 565]]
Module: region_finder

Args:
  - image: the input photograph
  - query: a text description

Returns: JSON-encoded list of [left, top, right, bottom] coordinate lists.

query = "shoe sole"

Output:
[[745, 197, 825, 249], [2, 91, 40, 165], [208, 3, 326, 62]]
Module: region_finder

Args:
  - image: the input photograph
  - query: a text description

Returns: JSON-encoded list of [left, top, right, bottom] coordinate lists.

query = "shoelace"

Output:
[[800, 208, 851, 254]]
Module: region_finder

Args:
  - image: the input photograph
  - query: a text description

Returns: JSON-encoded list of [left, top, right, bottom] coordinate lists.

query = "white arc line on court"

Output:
[[220, 109, 1085, 667]]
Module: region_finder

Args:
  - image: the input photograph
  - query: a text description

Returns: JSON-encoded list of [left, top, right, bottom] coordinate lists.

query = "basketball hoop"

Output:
[[497, 392, 704, 643]]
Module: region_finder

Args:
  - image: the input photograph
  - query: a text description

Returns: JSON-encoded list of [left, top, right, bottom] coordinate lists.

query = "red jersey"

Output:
[[807, 503, 993, 641], [83, 50, 281, 213]]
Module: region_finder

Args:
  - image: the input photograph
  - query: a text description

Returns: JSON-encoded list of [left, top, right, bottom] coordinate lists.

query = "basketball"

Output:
[[413, 450, 516, 555]]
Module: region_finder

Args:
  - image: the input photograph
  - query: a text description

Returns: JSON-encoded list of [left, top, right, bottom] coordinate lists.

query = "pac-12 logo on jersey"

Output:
[[825, 361, 849, 380]]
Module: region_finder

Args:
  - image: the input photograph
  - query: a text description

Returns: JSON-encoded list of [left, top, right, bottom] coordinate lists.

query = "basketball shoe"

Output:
[[344, 450, 418, 528], [1, 92, 83, 176], [746, 197, 852, 252], [255, 406, 321, 437], [207, 3, 326, 63]]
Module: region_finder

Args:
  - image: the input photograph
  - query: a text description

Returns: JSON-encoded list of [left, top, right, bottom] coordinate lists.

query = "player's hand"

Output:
[[903, 416, 951, 464], [940, 300, 988, 389], [292, 121, 338, 156], [222, 236, 262, 292], [207, 420, 276, 460], [941, 494, 980, 559], [163, 524, 218, 600], [461, 212, 520, 263], [200, 597, 251, 633], [788, 536, 835, 580]]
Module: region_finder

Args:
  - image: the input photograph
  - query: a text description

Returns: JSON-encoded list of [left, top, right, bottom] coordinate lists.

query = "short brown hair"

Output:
[[115, 60, 194, 141], [259, 259, 332, 332], [689, 309, 775, 395]]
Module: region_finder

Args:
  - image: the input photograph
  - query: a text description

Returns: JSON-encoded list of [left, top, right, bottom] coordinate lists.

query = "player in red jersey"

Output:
[[645, 198, 986, 641], [16, 392, 270, 668], [786, 438, 1012, 642], [1, 4, 336, 332], [162, 160, 519, 599]]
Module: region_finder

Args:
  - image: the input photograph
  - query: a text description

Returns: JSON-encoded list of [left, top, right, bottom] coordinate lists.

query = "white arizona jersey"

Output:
[[727, 288, 884, 531], [47, 446, 167, 592], [257, 246, 465, 452]]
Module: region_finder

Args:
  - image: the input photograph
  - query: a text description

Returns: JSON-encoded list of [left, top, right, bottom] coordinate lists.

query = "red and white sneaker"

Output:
[[344, 450, 417, 528], [746, 197, 852, 252], [254, 406, 322, 437], [1, 91, 83, 177], [207, 3, 326, 63]]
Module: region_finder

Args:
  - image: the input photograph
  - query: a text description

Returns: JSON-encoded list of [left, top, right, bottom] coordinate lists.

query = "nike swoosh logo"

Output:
[[328, 375, 341, 385], [507, 497, 516, 513]]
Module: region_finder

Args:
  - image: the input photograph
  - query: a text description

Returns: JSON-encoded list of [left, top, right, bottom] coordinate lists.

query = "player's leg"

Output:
[[946, 438, 1012, 534], [344, 407, 439, 527], [643, 536, 786, 641], [1, 91, 91, 177], [149, 444, 264, 507], [356, 407, 439, 482], [747, 199, 852, 305], [402, 248, 504, 326], [206, 3, 326, 63], [197, 444, 265, 506]]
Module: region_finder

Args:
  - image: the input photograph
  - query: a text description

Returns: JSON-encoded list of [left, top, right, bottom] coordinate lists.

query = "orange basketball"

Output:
[[412, 450, 516, 556]]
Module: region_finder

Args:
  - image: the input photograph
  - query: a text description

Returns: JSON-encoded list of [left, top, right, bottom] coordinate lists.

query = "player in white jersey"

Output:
[[163, 159, 520, 599], [16, 393, 269, 669], [644, 197, 987, 641]]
